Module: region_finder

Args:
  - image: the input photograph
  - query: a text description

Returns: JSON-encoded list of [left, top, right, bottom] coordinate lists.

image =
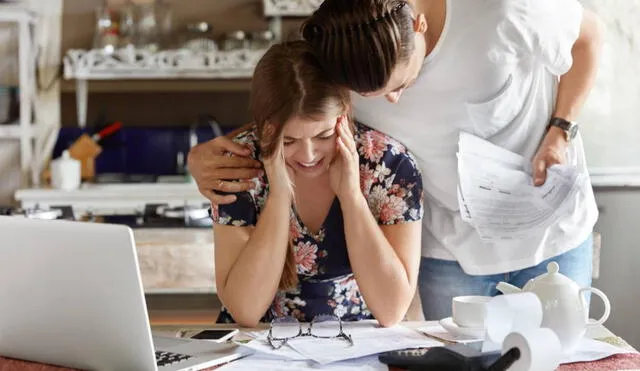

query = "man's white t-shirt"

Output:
[[352, 0, 598, 275]]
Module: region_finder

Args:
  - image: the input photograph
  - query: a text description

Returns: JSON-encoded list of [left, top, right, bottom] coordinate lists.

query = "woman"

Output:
[[211, 41, 423, 327], [190, 0, 603, 321]]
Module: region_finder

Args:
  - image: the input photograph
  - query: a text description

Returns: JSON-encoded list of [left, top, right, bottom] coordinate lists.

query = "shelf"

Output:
[[0, 3, 36, 24], [263, 0, 320, 17], [0, 121, 34, 139], [60, 79, 252, 93], [64, 47, 267, 81]]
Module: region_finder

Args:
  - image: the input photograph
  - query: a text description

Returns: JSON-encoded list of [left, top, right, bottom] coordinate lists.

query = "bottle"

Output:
[[51, 150, 81, 191]]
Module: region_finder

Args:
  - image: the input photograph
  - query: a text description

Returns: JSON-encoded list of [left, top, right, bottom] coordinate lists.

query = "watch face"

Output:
[[568, 123, 579, 139]]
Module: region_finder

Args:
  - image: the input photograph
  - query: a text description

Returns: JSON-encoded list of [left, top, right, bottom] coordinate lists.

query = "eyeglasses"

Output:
[[267, 314, 354, 350]]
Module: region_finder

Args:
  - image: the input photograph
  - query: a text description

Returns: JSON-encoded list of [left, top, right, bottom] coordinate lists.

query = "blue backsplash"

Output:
[[53, 126, 232, 175]]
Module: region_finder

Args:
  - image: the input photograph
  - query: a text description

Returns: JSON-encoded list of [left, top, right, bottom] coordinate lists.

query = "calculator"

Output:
[[378, 343, 501, 371]]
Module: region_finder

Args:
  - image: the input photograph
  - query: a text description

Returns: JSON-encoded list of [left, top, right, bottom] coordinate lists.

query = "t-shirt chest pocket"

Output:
[[465, 73, 522, 138]]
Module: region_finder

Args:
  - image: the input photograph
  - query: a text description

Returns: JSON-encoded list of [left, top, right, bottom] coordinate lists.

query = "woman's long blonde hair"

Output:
[[250, 41, 351, 289]]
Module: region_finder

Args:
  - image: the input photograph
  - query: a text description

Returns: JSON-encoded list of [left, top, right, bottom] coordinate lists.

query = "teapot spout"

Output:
[[496, 282, 522, 294]]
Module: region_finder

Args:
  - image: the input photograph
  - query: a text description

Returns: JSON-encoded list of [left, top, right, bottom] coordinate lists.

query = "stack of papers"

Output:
[[217, 355, 387, 371], [286, 321, 442, 364], [456, 132, 585, 241], [219, 321, 442, 370]]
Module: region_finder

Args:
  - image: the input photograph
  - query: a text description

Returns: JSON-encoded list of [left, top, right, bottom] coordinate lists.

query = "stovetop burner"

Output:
[[0, 205, 75, 221], [99, 203, 212, 228]]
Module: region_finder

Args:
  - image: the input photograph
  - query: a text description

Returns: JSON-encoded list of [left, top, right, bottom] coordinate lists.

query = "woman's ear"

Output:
[[262, 122, 274, 137], [260, 122, 282, 154], [414, 13, 427, 34]]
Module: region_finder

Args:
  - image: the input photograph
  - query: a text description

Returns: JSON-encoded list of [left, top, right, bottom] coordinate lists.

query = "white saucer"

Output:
[[439, 317, 485, 339]]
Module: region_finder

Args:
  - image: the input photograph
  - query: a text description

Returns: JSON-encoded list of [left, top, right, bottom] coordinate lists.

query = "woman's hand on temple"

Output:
[[262, 126, 295, 200], [329, 116, 361, 201], [187, 136, 263, 204]]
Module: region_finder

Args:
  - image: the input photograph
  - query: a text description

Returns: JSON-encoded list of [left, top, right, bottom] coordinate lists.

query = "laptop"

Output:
[[0, 216, 251, 371]]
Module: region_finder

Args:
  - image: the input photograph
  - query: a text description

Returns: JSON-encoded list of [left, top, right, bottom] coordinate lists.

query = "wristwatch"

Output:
[[548, 117, 578, 142]]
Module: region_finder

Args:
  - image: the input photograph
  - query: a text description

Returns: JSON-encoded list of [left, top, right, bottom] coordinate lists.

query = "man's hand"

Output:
[[532, 127, 568, 186], [187, 136, 263, 204]]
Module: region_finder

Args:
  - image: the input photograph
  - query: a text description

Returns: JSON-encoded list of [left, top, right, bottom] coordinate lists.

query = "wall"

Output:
[[579, 0, 640, 170], [592, 188, 640, 349]]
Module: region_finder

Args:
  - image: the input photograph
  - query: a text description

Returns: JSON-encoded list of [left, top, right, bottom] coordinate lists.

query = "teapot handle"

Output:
[[579, 287, 611, 327]]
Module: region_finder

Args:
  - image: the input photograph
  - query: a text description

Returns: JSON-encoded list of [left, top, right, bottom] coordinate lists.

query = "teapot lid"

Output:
[[527, 261, 577, 288]]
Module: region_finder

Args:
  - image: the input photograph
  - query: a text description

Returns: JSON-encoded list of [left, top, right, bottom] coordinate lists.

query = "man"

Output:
[[188, 0, 604, 320]]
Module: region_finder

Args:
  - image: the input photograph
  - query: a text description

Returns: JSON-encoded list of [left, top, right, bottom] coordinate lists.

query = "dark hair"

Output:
[[301, 0, 415, 93], [249, 40, 351, 289]]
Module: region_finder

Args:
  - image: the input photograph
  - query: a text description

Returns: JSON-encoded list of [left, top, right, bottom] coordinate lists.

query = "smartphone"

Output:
[[190, 329, 239, 343]]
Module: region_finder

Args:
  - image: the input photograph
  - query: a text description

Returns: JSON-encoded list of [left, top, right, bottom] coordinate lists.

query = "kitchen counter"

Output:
[[133, 228, 215, 294], [14, 182, 208, 215]]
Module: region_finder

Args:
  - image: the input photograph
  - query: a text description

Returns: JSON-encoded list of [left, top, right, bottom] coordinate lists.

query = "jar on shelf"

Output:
[[249, 30, 275, 50], [180, 22, 217, 53], [219, 30, 248, 51], [133, 0, 172, 52], [118, 1, 135, 47], [93, 4, 120, 53]]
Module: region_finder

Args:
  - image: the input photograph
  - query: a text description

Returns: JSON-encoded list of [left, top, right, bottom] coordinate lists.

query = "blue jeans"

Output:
[[418, 235, 593, 320]]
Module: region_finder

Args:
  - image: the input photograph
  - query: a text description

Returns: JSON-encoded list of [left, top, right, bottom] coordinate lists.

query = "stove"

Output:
[[13, 183, 212, 228], [0, 205, 75, 221], [100, 203, 212, 228]]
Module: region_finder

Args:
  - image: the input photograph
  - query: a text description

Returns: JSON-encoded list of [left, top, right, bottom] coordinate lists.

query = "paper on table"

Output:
[[562, 338, 637, 364], [456, 132, 584, 241], [417, 324, 482, 344], [217, 354, 387, 371], [236, 339, 308, 361], [285, 321, 443, 365]]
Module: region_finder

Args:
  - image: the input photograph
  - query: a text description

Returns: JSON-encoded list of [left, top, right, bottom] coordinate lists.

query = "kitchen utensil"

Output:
[[92, 121, 122, 142], [68, 134, 102, 180]]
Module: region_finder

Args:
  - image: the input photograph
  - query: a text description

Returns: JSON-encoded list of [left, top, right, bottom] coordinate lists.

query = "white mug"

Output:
[[452, 295, 491, 328]]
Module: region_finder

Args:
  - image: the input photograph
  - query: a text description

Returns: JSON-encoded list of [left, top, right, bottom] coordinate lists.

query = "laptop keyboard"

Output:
[[155, 350, 193, 367]]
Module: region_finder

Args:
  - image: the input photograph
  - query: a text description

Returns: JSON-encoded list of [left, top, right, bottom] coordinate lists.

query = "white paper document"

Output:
[[456, 132, 585, 241], [237, 321, 442, 365], [562, 337, 637, 364], [237, 339, 309, 361], [286, 321, 443, 364], [217, 354, 387, 371]]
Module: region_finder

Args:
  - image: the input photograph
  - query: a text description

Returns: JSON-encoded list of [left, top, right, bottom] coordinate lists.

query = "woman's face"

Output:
[[281, 114, 339, 179]]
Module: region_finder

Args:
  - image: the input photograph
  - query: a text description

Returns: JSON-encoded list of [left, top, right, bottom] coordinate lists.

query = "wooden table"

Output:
[[2, 322, 639, 371]]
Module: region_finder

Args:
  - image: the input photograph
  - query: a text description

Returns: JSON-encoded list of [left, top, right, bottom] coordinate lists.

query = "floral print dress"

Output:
[[211, 122, 423, 323]]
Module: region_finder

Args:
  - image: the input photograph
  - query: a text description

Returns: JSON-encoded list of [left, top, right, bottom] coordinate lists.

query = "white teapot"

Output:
[[496, 261, 610, 354]]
